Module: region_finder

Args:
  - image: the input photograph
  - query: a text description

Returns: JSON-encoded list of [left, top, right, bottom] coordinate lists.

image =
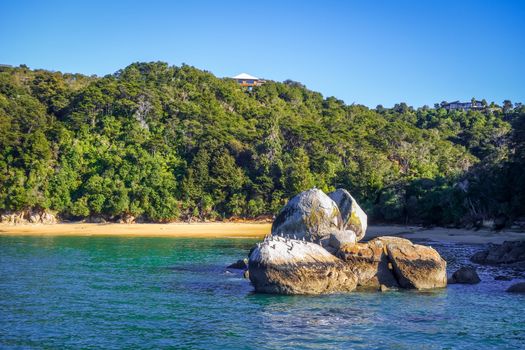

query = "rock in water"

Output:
[[337, 239, 399, 290], [448, 266, 481, 284], [271, 188, 343, 242], [328, 189, 367, 241], [506, 282, 525, 293], [378, 237, 447, 290], [471, 241, 525, 266], [248, 238, 357, 294], [227, 259, 248, 270]]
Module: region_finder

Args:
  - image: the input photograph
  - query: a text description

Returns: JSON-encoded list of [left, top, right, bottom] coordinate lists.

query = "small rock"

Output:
[[506, 282, 525, 293], [379, 284, 389, 292], [328, 230, 356, 250], [448, 266, 481, 284], [227, 259, 248, 269], [243, 270, 249, 279], [495, 275, 513, 281]]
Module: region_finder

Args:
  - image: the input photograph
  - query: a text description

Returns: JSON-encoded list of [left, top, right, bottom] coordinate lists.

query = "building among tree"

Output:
[[442, 100, 484, 111], [232, 73, 263, 88]]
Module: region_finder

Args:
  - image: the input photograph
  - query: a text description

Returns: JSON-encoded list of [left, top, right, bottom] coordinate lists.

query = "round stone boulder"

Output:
[[448, 266, 481, 284], [328, 189, 367, 241], [271, 188, 343, 242]]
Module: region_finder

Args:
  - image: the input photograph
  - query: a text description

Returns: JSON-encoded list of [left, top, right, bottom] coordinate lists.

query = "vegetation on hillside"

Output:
[[1, 62, 524, 227]]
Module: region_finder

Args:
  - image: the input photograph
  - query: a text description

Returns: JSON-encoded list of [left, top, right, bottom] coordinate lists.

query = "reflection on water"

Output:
[[0, 236, 524, 349]]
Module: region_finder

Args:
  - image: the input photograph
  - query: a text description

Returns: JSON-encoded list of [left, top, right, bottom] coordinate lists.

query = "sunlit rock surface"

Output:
[[248, 236, 357, 294], [271, 188, 343, 242], [249, 188, 447, 294], [328, 188, 367, 241]]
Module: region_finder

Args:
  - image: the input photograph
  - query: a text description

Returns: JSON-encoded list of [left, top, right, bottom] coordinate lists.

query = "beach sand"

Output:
[[0, 222, 523, 244], [0, 222, 271, 239]]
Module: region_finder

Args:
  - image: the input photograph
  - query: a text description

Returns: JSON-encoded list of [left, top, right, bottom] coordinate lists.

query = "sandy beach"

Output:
[[0, 222, 523, 244], [0, 222, 271, 239]]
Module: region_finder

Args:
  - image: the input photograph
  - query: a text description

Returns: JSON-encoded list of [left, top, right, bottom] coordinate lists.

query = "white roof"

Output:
[[232, 73, 259, 80]]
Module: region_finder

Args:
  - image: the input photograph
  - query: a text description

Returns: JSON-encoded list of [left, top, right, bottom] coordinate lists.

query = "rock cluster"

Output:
[[0, 209, 57, 225], [249, 188, 447, 294], [471, 241, 525, 268]]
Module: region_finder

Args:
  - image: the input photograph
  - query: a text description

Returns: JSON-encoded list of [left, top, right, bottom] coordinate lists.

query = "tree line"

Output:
[[1, 62, 524, 227]]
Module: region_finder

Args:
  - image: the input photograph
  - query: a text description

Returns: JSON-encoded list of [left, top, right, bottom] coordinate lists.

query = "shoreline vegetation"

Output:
[[1, 222, 523, 244], [1, 63, 525, 230]]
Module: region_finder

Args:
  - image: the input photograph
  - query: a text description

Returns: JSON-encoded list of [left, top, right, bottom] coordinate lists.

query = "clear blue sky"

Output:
[[1, 0, 524, 107]]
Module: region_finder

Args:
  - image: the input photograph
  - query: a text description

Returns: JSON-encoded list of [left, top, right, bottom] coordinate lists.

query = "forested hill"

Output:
[[1, 62, 524, 227]]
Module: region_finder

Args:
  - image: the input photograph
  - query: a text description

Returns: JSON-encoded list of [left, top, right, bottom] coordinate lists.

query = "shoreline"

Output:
[[0, 222, 271, 238], [0, 222, 523, 244]]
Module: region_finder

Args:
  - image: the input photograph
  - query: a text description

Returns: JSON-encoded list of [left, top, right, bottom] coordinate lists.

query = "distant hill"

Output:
[[1, 62, 524, 227]]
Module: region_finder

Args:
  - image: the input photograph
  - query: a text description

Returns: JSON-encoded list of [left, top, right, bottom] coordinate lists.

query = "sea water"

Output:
[[0, 236, 524, 349]]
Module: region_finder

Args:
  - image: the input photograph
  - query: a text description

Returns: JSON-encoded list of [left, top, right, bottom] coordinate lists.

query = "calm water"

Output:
[[0, 236, 524, 349]]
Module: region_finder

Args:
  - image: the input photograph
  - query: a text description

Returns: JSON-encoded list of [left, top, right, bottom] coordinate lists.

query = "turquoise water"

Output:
[[0, 236, 524, 349]]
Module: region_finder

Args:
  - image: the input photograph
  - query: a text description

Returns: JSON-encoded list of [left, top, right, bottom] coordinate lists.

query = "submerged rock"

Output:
[[227, 259, 248, 270], [506, 282, 525, 293], [328, 188, 367, 241], [495, 275, 513, 281], [271, 188, 343, 242], [248, 237, 357, 294], [448, 266, 481, 284]]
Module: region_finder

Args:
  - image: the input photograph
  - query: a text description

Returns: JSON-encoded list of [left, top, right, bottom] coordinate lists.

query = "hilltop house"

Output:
[[232, 73, 263, 88], [443, 100, 484, 111]]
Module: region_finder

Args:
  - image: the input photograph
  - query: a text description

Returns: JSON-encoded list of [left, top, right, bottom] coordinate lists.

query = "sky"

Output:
[[1, 0, 524, 107]]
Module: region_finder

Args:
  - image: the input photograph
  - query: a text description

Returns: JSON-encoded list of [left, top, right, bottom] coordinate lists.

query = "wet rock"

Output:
[[248, 237, 357, 294], [328, 188, 367, 241], [382, 237, 447, 290], [243, 270, 250, 279], [227, 259, 248, 270], [471, 241, 525, 266], [506, 282, 525, 293], [448, 266, 481, 284], [337, 239, 399, 290], [494, 275, 513, 281], [271, 188, 343, 242]]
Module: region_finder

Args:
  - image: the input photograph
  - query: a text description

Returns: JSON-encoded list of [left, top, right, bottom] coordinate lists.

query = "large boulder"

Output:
[[328, 189, 367, 241], [337, 239, 399, 290], [271, 188, 343, 242], [448, 266, 481, 284], [376, 237, 447, 290], [248, 236, 357, 294]]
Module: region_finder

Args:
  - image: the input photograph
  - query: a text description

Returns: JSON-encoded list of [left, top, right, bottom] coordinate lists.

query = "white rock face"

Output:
[[248, 237, 358, 294], [271, 188, 343, 241], [328, 230, 357, 250], [250, 236, 339, 266], [328, 189, 367, 241]]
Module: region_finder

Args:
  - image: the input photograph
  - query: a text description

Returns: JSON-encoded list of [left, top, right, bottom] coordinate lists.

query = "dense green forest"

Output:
[[1, 62, 524, 227]]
